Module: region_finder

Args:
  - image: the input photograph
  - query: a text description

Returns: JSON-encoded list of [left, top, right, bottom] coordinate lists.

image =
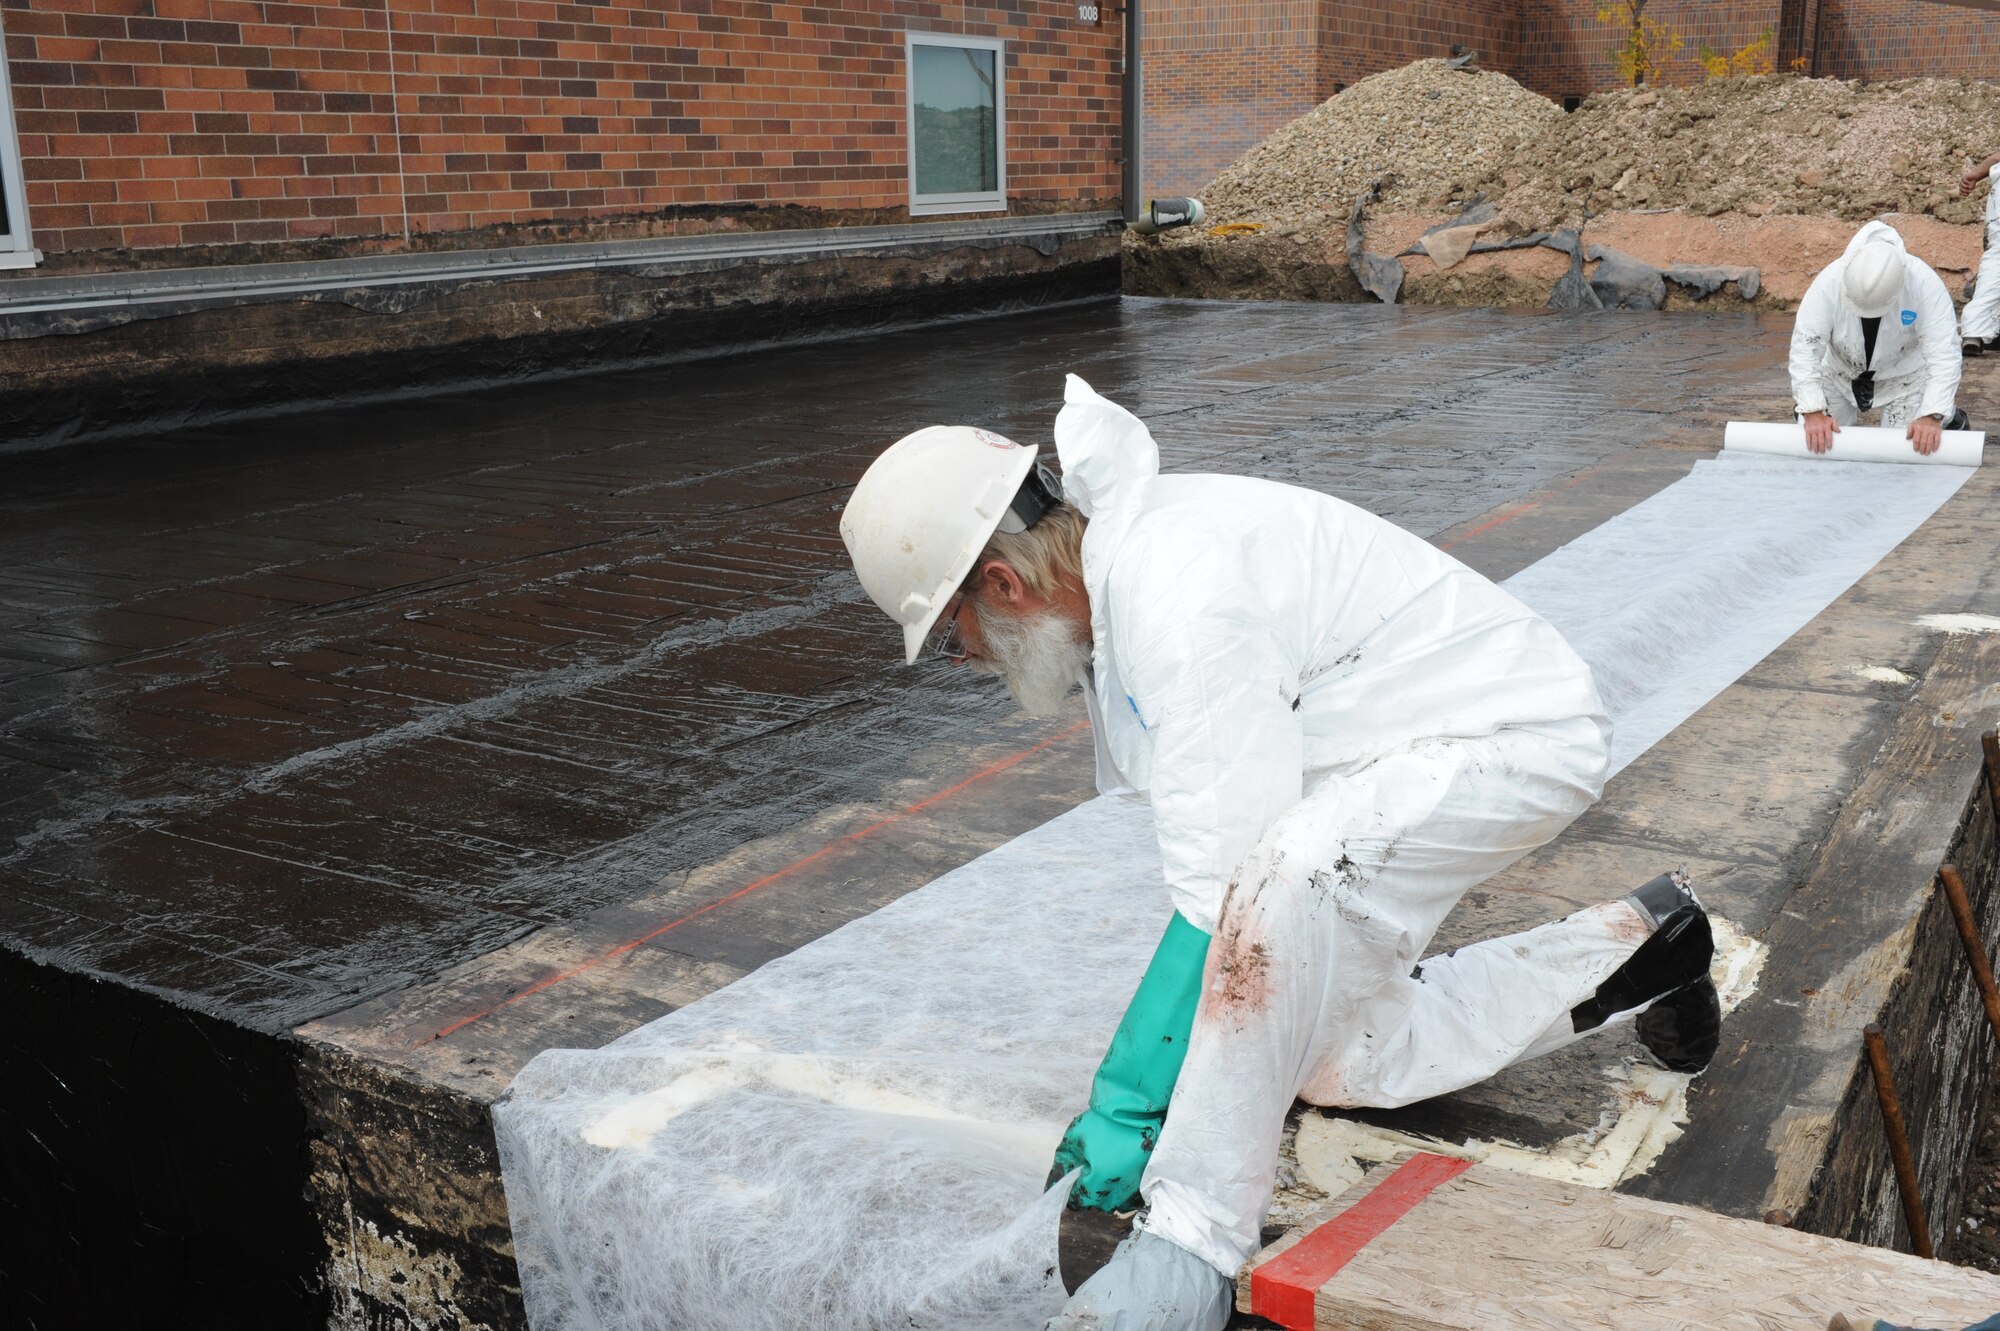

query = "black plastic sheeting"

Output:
[[1548, 231, 1603, 312], [1387, 204, 1762, 312], [1585, 245, 1670, 311], [1345, 183, 1405, 305], [1666, 262, 1763, 301]]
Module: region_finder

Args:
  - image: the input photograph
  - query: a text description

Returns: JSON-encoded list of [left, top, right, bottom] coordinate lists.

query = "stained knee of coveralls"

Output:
[[1128, 822, 1412, 1279], [1203, 806, 1410, 1074], [1050, 911, 1211, 1212]]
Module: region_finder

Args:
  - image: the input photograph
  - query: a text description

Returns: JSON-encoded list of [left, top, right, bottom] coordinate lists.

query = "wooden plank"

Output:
[[1243, 1160, 2000, 1331]]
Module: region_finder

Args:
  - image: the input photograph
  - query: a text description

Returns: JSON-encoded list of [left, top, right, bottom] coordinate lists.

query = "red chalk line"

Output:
[[415, 718, 1092, 1047], [1249, 1152, 1474, 1329], [1437, 468, 1592, 551]]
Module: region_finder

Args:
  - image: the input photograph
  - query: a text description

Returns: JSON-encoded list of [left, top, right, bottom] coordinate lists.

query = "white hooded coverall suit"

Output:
[[1964, 164, 2000, 345], [1055, 376, 1661, 1278], [1790, 219, 1961, 431]]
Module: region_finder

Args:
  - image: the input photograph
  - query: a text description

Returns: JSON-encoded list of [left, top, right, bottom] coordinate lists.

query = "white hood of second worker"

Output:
[[1842, 218, 1906, 259], [1789, 219, 1960, 419]]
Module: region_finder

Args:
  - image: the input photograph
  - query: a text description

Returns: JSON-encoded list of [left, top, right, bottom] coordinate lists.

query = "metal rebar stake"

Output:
[[1863, 1023, 1933, 1259], [1939, 864, 2000, 1056]]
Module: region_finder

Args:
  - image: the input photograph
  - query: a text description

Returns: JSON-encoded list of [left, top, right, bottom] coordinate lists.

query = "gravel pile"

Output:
[[1501, 75, 2000, 228], [1189, 61, 2000, 236], [1197, 59, 1561, 228]]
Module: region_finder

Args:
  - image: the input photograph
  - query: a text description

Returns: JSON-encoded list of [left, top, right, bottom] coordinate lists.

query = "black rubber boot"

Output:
[[1635, 974, 1722, 1074], [1568, 870, 1721, 1074], [1963, 338, 1985, 358], [1569, 871, 1711, 1032], [1946, 406, 1972, 431]]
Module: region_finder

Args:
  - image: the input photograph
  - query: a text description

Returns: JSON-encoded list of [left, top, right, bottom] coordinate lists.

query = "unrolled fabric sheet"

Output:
[[494, 435, 1978, 1331], [1511, 447, 1976, 774]]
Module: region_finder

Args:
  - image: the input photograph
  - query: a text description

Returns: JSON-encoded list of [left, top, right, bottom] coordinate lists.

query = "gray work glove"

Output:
[[1043, 1231, 1231, 1331]]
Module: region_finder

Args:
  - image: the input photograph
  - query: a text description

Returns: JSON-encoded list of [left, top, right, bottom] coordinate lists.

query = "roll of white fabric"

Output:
[[1724, 419, 1985, 467]]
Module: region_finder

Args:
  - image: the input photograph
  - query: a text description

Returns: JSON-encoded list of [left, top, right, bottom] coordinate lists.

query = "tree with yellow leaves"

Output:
[[1699, 28, 1777, 79], [1595, 1, 1685, 85]]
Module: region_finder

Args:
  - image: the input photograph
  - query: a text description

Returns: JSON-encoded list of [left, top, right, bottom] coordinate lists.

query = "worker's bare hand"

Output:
[[1908, 415, 1944, 456], [1963, 170, 1985, 197], [1802, 411, 1839, 453]]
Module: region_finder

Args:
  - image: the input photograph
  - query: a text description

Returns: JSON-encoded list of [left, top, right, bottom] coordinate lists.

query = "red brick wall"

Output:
[[1145, 45, 1320, 196], [1144, 0, 1517, 197], [1812, 0, 2000, 79], [1143, 0, 1315, 196], [1316, 0, 1521, 89], [0, 0, 1123, 263]]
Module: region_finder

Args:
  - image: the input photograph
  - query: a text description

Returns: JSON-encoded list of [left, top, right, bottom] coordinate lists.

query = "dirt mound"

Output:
[[1190, 61, 2000, 235], [1501, 76, 2000, 230], [1198, 59, 1561, 227]]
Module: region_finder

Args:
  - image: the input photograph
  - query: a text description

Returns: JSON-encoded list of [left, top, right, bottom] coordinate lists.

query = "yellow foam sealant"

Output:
[[1849, 663, 1915, 684], [1283, 915, 1768, 1203]]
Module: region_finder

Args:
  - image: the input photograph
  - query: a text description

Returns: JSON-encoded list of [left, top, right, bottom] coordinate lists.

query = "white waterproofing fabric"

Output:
[[1512, 445, 1975, 778], [1964, 164, 2000, 343], [494, 414, 1976, 1331], [1790, 220, 1961, 422]]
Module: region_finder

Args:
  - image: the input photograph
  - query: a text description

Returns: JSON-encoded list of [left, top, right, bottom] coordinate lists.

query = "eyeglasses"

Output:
[[929, 577, 975, 662]]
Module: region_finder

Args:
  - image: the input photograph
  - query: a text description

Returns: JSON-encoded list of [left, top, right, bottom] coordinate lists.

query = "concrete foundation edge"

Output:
[[1795, 772, 2000, 1252], [0, 232, 1121, 451]]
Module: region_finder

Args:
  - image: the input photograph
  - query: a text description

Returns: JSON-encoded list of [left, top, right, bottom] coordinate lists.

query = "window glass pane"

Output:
[[912, 44, 997, 196], [0, 96, 12, 237]]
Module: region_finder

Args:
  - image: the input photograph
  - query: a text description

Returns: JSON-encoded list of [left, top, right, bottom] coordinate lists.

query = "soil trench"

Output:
[[1126, 209, 1984, 313]]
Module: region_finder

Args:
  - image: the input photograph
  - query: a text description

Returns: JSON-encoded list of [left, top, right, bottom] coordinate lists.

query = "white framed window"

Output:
[[0, 13, 37, 270], [905, 32, 1006, 216]]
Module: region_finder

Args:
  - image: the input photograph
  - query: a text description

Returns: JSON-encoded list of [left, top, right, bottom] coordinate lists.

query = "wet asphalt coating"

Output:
[[0, 297, 1793, 1034]]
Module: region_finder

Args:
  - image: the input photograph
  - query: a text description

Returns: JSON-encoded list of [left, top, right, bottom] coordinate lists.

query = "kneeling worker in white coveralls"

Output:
[[1792, 219, 1966, 457], [840, 376, 1722, 1331]]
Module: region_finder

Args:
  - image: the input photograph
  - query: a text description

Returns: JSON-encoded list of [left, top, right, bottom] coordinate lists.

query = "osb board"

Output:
[[1242, 1160, 2000, 1331]]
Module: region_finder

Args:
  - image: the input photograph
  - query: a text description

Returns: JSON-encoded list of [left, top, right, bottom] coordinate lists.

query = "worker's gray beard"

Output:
[[970, 608, 1090, 717]]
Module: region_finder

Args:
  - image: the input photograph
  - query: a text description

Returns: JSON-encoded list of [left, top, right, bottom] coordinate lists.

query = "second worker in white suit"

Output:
[[1959, 155, 2000, 358], [840, 377, 1723, 1331], [1791, 219, 1966, 457]]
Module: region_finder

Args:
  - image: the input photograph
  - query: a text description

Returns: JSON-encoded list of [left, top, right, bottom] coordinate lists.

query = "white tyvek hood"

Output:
[[1052, 375, 1607, 934], [1843, 217, 1906, 258]]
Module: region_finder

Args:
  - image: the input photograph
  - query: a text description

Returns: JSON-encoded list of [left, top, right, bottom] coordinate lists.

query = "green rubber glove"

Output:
[[1049, 911, 1211, 1211]]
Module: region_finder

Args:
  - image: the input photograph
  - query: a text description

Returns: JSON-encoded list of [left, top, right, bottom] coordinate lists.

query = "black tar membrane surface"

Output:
[[0, 297, 1800, 1327]]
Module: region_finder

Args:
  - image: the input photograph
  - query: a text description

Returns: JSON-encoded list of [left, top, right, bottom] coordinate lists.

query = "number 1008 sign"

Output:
[[1076, 2, 1100, 22]]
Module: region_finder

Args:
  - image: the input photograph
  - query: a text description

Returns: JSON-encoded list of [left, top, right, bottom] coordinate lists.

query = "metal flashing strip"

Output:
[[0, 211, 1121, 326]]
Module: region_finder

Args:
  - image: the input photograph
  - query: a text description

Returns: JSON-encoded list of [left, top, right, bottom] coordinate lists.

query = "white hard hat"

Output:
[[840, 425, 1050, 664], [1843, 242, 1904, 318]]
